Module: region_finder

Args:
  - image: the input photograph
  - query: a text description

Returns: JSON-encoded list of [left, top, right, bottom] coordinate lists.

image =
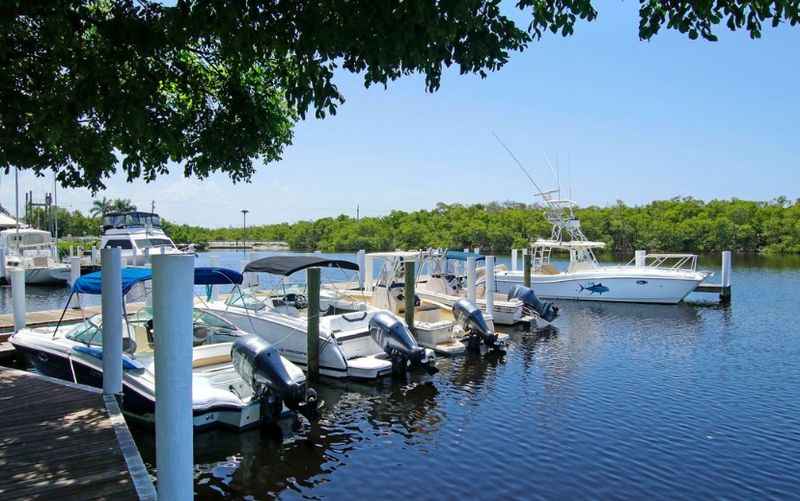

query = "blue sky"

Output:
[[3, 2, 798, 227]]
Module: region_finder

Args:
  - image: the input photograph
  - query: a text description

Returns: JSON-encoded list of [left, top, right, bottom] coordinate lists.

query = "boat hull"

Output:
[[495, 271, 704, 304]]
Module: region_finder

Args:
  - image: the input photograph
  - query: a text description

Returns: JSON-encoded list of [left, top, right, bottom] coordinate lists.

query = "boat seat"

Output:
[[192, 352, 232, 368], [540, 264, 560, 275], [132, 325, 153, 353]]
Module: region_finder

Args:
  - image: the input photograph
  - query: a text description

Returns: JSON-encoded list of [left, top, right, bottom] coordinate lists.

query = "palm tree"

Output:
[[90, 197, 113, 217], [110, 198, 137, 213]]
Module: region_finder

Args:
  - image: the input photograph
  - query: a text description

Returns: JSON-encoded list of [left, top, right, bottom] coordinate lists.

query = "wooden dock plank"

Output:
[[0, 367, 155, 500]]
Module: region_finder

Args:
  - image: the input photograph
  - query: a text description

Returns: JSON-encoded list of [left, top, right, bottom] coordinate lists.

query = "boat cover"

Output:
[[73, 266, 242, 294], [445, 250, 486, 262], [244, 256, 359, 276]]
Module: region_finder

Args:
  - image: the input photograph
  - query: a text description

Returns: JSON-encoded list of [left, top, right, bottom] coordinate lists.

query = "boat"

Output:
[[9, 266, 318, 430], [414, 249, 560, 325], [1, 227, 70, 284], [197, 255, 439, 379], [325, 251, 509, 355], [99, 211, 192, 265], [494, 198, 711, 303]]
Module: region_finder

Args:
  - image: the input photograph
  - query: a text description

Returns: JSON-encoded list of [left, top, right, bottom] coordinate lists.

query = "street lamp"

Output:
[[241, 209, 249, 251]]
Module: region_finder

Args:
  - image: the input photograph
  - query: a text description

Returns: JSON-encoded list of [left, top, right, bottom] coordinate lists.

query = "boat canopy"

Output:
[[244, 256, 359, 276], [73, 267, 153, 295], [444, 250, 485, 262], [73, 266, 243, 294]]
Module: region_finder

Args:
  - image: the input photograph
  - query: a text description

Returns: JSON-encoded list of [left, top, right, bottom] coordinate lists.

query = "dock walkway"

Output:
[[0, 367, 156, 500]]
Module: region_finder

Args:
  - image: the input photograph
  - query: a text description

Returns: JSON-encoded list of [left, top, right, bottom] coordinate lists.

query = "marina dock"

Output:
[[0, 302, 145, 334], [0, 367, 155, 500]]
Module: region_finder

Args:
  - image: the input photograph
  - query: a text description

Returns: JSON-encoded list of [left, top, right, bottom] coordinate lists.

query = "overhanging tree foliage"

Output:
[[2, 1, 797, 191]]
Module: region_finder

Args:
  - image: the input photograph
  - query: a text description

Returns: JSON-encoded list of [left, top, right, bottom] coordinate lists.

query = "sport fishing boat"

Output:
[[415, 249, 559, 325], [10, 266, 317, 430], [100, 211, 192, 265], [197, 255, 439, 379], [325, 251, 508, 355], [494, 198, 711, 303], [1, 227, 70, 284]]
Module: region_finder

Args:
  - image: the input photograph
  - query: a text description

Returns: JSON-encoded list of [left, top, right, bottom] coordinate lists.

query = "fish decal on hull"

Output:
[[579, 282, 610, 295]]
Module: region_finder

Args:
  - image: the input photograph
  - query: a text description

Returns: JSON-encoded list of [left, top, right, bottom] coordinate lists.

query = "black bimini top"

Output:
[[244, 256, 359, 276]]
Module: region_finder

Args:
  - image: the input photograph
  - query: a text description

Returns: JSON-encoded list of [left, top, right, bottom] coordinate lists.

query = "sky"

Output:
[[2, 2, 798, 228]]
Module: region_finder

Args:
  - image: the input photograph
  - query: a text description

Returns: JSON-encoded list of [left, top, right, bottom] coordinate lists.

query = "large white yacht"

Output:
[[494, 198, 711, 304], [1, 227, 70, 284], [100, 211, 190, 264]]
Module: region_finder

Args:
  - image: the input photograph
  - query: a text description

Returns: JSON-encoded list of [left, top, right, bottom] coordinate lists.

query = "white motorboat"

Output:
[[1, 228, 70, 284], [197, 255, 438, 380], [10, 266, 317, 430], [99, 211, 192, 265], [494, 198, 711, 304], [414, 249, 559, 325], [325, 251, 509, 355]]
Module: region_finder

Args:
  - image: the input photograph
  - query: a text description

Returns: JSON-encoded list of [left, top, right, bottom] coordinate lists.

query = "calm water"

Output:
[[5, 252, 800, 499]]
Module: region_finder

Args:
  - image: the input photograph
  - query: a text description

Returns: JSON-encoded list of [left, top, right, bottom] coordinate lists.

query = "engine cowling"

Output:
[[507, 285, 559, 322], [232, 335, 318, 421], [452, 298, 498, 349], [369, 311, 435, 373]]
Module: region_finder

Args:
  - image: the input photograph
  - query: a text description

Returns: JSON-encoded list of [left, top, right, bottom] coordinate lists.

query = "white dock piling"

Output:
[[721, 250, 732, 302], [357, 250, 366, 289], [511, 249, 518, 272], [635, 250, 646, 267], [101, 248, 123, 396], [466, 255, 477, 303], [484, 256, 496, 329], [11, 268, 25, 332], [152, 254, 194, 501], [91, 246, 100, 266], [363, 254, 373, 292], [473, 247, 480, 255], [209, 256, 220, 301], [69, 256, 82, 309]]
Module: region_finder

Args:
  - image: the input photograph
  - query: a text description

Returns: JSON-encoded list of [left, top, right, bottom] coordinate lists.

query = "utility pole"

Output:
[[241, 209, 249, 251]]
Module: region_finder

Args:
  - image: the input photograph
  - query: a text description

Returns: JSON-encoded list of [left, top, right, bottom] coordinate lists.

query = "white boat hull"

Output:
[[5, 265, 70, 285], [495, 269, 706, 304]]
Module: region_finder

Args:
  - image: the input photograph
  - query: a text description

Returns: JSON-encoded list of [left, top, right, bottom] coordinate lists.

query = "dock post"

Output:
[[69, 256, 82, 309], [0, 247, 6, 282], [635, 250, 646, 267], [11, 268, 25, 332], [208, 256, 220, 301], [466, 255, 477, 303], [307, 267, 321, 384], [721, 250, 732, 303], [152, 254, 194, 501], [485, 256, 496, 329], [91, 246, 99, 266], [511, 249, 518, 272], [357, 250, 366, 289], [363, 254, 373, 292], [523, 250, 531, 288], [101, 248, 123, 396], [404, 259, 415, 331], [473, 247, 480, 255]]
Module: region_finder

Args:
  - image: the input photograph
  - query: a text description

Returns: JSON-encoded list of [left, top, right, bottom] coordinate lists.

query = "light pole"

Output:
[[241, 209, 249, 251]]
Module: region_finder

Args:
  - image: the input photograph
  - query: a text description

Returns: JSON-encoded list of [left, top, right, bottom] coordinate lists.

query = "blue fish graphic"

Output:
[[579, 282, 609, 295]]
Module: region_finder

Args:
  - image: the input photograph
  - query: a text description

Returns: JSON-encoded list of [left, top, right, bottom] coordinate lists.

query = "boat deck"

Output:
[[0, 366, 155, 500]]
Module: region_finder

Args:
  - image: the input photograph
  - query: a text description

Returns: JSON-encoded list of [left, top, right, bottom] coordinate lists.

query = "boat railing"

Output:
[[625, 253, 698, 272]]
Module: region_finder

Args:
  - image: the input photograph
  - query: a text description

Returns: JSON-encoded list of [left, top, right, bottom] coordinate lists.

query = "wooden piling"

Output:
[[404, 260, 415, 331], [307, 267, 321, 384], [523, 251, 531, 288]]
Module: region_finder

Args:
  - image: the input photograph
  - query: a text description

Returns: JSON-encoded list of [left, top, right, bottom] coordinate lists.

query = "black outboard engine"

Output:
[[452, 298, 499, 351], [369, 312, 437, 375], [232, 335, 318, 422], [507, 285, 559, 323]]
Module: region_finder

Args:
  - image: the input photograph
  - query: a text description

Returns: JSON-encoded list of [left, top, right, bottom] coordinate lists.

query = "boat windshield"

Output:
[[225, 291, 268, 311], [134, 238, 175, 249], [65, 317, 103, 346]]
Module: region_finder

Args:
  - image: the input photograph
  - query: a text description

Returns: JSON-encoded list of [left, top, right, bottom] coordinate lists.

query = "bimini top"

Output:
[[445, 250, 486, 262], [73, 266, 243, 295], [244, 256, 359, 276], [73, 267, 153, 295]]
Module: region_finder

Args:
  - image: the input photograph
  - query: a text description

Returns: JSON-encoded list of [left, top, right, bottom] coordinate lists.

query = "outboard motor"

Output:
[[508, 285, 559, 323], [369, 312, 437, 375], [232, 335, 318, 422], [452, 299, 499, 351]]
